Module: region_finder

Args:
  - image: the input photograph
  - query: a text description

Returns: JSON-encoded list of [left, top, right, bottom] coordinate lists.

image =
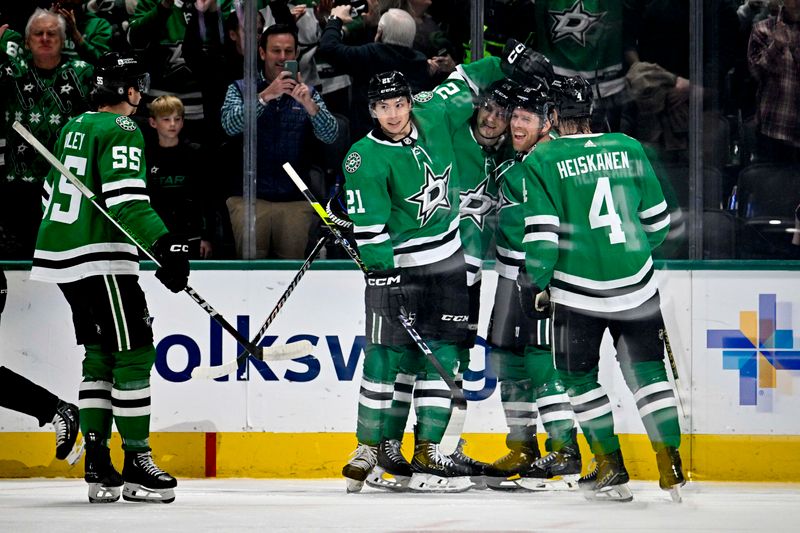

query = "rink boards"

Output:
[[1, 261, 799, 480]]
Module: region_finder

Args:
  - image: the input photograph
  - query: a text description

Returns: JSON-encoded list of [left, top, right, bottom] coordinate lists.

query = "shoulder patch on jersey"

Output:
[[413, 91, 434, 103], [344, 152, 362, 174], [115, 116, 137, 132]]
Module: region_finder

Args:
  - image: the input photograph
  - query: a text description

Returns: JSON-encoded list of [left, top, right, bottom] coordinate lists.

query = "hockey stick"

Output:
[[284, 162, 468, 452], [190, 235, 328, 379], [13, 120, 273, 360], [661, 326, 686, 418]]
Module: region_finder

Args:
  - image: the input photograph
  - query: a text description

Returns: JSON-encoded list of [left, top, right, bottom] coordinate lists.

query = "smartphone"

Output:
[[284, 60, 299, 81]]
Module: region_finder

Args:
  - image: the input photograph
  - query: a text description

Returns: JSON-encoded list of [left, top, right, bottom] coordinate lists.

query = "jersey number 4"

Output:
[[589, 177, 626, 245]]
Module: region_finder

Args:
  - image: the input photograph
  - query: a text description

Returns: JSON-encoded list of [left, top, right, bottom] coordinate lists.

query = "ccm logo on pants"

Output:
[[441, 315, 469, 322], [367, 276, 401, 286]]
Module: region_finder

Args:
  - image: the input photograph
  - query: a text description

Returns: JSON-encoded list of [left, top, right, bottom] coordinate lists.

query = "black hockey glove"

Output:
[[325, 187, 353, 230], [152, 234, 190, 293], [365, 268, 406, 322], [516, 267, 550, 319]]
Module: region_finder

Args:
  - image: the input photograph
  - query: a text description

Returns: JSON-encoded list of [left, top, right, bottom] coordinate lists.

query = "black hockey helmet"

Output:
[[557, 75, 594, 119], [501, 39, 554, 90], [510, 81, 555, 118], [92, 52, 150, 99], [367, 71, 412, 106], [482, 79, 519, 111]]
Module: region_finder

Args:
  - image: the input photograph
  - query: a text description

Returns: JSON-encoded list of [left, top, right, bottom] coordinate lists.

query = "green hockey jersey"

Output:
[[522, 133, 670, 312], [534, 0, 625, 98], [413, 57, 507, 285], [30, 112, 168, 283], [343, 104, 462, 271]]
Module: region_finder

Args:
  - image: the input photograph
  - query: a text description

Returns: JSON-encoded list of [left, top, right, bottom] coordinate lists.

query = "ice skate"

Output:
[[657, 446, 686, 503], [365, 439, 412, 492], [579, 450, 633, 502], [483, 441, 540, 491], [84, 431, 123, 503], [516, 443, 582, 491], [448, 438, 489, 489], [52, 399, 83, 464], [342, 443, 377, 493], [409, 440, 473, 493], [122, 450, 177, 503]]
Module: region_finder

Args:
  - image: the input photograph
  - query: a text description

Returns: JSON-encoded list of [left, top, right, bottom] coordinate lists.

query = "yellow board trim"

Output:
[[1, 432, 799, 481]]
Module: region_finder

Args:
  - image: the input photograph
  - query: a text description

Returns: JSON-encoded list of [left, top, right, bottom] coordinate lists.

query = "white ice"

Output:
[[1, 479, 798, 532]]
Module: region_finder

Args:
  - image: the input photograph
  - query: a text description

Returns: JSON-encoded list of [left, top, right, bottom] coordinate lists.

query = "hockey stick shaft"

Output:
[[661, 326, 686, 417], [191, 235, 328, 379], [283, 163, 368, 274], [13, 120, 263, 359]]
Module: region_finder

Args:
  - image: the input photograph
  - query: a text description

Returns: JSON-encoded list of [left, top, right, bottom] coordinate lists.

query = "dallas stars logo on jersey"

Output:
[[407, 163, 452, 226], [550, 0, 606, 46], [459, 177, 495, 230]]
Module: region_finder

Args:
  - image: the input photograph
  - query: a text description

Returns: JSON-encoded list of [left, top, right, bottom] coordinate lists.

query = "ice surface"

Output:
[[1, 479, 798, 532]]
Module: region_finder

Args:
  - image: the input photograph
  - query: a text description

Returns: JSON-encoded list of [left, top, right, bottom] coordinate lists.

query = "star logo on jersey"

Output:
[[5, 66, 13, 76], [49, 114, 61, 125], [406, 163, 452, 226], [496, 187, 519, 212], [413, 91, 434, 103], [344, 152, 362, 174], [29, 112, 41, 124], [23, 83, 34, 92], [60, 84, 73, 94], [74, 60, 88, 68], [16, 144, 27, 154], [14, 111, 23, 122], [151, 166, 159, 175], [549, 0, 606, 47], [459, 177, 495, 230], [584, 140, 596, 147]]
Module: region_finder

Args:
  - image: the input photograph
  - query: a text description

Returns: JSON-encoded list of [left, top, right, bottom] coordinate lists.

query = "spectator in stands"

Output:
[[0, 8, 93, 259], [86, 0, 136, 52], [747, 0, 800, 163], [146, 95, 214, 259], [407, 0, 457, 74], [128, 0, 229, 144], [53, 0, 113, 63], [220, 23, 338, 259], [318, 6, 434, 139]]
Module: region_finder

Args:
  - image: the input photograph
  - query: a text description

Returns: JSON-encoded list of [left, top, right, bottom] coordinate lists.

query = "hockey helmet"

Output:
[[510, 81, 555, 119], [557, 75, 594, 119], [500, 39, 554, 90], [93, 52, 150, 99], [482, 79, 519, 112], [367, 71, 412, 106]]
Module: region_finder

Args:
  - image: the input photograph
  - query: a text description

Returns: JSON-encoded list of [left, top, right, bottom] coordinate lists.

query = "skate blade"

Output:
[[516, 474, 580, 492], [469, 475, 488, 490], [365, 468, 410, 492], [666, 484, 683, 503], [345, 478, 364, 493], [485, 476, 524, 491], [66, 437, 86, 466], [408, 473, 472, 493], [87, 483, 121, 503], [122, 483, 175, 504], [583, 482, 633, 502]]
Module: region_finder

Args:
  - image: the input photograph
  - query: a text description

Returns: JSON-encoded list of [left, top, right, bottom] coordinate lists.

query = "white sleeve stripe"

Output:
[[642, 215, 670, 233], [353, 223, 386, 233], [105, 194, 151, 207], [522, 232, 559, 244], [638, 200, 668, 219], [356, 233, 390, 246], [102, 179, 147, 192], [524, 215, 560, 227]]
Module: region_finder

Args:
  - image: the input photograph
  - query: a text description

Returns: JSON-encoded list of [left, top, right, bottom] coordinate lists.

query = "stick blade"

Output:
[[190, 340, 315, 380]]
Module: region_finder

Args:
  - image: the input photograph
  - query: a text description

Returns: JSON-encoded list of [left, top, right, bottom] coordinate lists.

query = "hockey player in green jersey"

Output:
[[30, 52, 189, 504], [340, 71, 475, 493], [483, 82, 582, 491], [519, 76, 685, 502]]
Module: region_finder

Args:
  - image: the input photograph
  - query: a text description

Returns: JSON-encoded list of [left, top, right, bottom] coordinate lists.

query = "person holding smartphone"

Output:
[[220, 23, 339, 259]]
